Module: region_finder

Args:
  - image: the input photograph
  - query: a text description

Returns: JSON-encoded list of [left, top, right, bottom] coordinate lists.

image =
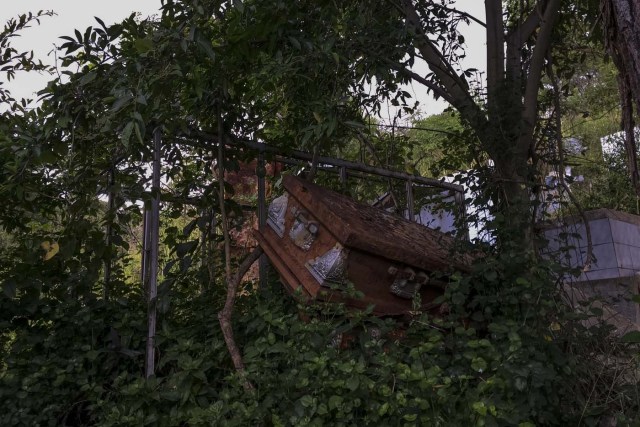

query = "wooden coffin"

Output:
[[254, 175, 469, 316]]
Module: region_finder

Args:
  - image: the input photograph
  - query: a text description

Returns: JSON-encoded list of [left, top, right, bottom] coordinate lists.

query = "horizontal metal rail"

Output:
[[183, 129, 465, 194]]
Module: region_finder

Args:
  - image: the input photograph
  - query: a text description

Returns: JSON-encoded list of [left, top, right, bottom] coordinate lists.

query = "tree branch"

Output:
[[506, 0, 548, 47], [617, 74, 640, 196], [216, 101, 255, 388], [520, 0, 561, 154], [436, 4, 486, 28], [398, 0, 488, 135], [217, 103, 232, 284], [506, 0, 549, 85], [485, 0, 505, 116], [218, 246, 264, 392], [548, 57, 593, 270], [385, 60, 456, 105]]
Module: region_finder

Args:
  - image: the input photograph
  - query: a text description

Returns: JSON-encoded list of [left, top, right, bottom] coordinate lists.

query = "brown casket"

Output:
[[254, 175, 469, 316]]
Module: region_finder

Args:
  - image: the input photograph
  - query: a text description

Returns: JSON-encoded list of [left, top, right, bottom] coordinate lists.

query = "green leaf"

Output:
[[94, 16, 107, 31], [288, 36, 301, 50], [514, 377, 527, 391], [121, 121, 134, 147], [134, 121, 144, 145], [79, 71, 96, 86], [300, 395, 313, 408], [346, 376, 360, 391], [2, 278, 16, 298], [37, 150, 57, 164], [471, 357, 487, 373], [316, 403, 328, 415], [403, 413, 417, 422], [196, 35, 216, 61], [134, 38, 153, 53], [328, 395, 343, 410], [175, 240, 198, 258], [343, 120, 365, 128], [472, 401, 487, 416], [112, 94, 133, 112], [621, 331, 640, 343], [378, 402, 389, 416], [484, 270, 498, 281], [182, 218, 198, 237]]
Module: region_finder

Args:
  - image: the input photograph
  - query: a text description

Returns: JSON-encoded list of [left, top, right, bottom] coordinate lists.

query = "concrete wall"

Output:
[[544, 209, 640, 282], [544, 209, 640, 329]]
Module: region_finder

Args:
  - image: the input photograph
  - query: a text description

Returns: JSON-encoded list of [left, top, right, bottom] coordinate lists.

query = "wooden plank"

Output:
[[254, 230, 311, 300], [283, 175, 471, 273]]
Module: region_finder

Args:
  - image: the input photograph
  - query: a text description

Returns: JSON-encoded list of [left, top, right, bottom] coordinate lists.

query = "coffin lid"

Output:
[[283, 175, 470, 273]]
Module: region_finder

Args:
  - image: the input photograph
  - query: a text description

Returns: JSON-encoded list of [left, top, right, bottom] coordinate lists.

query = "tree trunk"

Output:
[[603, 0, 640, 112], [602, 0, 640, 196], [399, 0, 561, 249]]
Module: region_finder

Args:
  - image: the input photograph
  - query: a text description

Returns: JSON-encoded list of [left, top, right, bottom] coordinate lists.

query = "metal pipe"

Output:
[[256, 148, 268, 290], [339, 166, 347, 188], [406, 180, 415, 222], [181, 130, 464, 194], [145, 128, 161, 379], [103, 168, 115, 300]]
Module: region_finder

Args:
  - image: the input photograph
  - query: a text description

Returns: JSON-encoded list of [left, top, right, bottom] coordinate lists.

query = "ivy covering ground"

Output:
[[2, 250, 638, 426]]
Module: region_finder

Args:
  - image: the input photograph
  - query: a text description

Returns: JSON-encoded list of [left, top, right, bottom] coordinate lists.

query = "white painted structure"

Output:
[[544, 209, 640, 282]]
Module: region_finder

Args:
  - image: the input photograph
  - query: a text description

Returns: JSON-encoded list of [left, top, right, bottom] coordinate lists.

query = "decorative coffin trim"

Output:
[[306, 243, 348, 287], [289, 207, 319, 251], [388, 266, 429, 299], [267, 193, 288, 237]]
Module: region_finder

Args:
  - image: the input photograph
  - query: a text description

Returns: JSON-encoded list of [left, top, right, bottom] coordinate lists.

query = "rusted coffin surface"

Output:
[[254, 175, 469, 316]]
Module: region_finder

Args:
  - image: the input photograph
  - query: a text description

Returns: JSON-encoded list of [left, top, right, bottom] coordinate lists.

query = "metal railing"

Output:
[[244, 141, 467, 289], [176, 130, 468, 289]]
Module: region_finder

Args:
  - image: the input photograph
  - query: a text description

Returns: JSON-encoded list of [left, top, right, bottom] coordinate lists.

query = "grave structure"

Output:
[[544, 209, 640, 326], [254, 175, 470, 316]]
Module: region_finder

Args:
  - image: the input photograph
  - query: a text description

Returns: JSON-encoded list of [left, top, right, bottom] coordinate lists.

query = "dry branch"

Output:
[[217, 104, 232, 283], [547, 58, 593, 271], [218, 246, 264, 392]]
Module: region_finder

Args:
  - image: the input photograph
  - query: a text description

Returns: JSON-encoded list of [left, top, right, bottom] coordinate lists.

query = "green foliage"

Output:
[[558, 55, 639, 214], [571, 138, 639, 214], [4, 262, 636, 426], [0, 297, 147, 426], [2, 2, 640, 426], [406, 111, 475, 177], [0, 10, 53, 104]]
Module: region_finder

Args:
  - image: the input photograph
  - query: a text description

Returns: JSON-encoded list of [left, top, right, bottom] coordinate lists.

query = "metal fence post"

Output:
[[406, 179, 414, 222], [256, 145, 268, 290]]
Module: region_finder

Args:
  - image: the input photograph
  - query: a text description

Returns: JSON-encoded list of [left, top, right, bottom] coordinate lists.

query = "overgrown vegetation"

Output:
[[2, 1, 640, 426]]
